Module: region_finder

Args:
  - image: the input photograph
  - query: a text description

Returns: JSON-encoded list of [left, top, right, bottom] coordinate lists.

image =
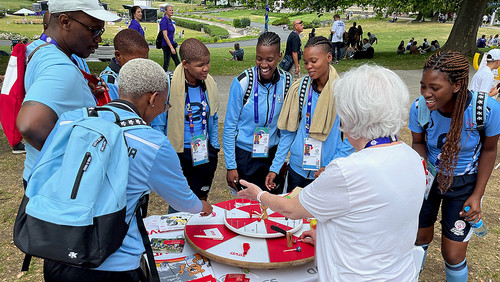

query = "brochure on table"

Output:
[[145, 213, 318, 282]]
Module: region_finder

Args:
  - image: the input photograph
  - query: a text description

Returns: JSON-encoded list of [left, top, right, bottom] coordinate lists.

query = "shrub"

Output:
[[271, 16, 290, 26], [233, 18, 242, 28], [203, 25, 229, 39], [240, 17, 251, 27]]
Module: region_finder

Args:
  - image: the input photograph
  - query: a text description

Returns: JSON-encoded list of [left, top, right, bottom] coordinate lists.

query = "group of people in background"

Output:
[[6, 0, 498, 280], [477, 34, 500, 48], [400, 37, 441, 55]]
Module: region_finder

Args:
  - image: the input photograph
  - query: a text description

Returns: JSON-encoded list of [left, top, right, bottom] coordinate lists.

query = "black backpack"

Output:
[[155, 30, 162, 49]]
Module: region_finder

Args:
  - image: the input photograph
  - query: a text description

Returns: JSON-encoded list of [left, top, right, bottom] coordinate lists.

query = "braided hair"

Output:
[[423, 52, 469, 193], [304, 36, 332, 55], [257, 31, 281, 51]]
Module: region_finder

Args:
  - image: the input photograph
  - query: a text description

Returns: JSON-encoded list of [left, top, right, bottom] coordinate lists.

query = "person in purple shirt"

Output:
[[128, 6, 144, 37], [160, 5, 180, 72]]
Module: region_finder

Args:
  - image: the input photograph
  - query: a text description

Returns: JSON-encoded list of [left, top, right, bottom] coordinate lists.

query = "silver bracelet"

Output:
[[257, 191, 268, 204]]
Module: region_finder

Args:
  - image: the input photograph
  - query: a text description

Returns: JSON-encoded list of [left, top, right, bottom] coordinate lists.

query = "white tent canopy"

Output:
[[13, 8, 36, 15]]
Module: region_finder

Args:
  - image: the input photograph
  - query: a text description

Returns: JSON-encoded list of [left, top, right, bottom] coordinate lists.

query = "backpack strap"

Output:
[[417, 95, 431, 130], [242, 67, 255, 106], [135, 194, 160, 282], [473, 91, 487, 143], [100, 69, 118, 84], [279, 68, 292, 99], [26, 42, 51, 64], [297, 76, 310, 122], [87, 107, 147, 127]]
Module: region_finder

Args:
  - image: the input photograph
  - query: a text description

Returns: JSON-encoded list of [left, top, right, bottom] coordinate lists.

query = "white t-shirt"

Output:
[[299, 143, 425, 281], [469, 65, 494, 94], [330, 20, 345, 43]]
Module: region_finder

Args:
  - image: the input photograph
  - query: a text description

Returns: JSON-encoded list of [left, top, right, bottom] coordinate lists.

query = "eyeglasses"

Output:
[[295, 21, 303, 25], [66, 14, 105, 39]]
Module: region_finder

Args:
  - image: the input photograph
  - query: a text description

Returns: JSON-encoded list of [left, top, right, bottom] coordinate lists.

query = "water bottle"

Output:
[[464, 206, 487, 237]]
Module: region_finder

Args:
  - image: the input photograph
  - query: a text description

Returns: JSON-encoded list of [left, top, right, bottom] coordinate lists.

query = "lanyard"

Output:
[[40, 33, 60, 48], [41, 33, 80, 66], [185, 83, 207, 136], [253, 67, 277, 126], [305, 84, 313, 135], [364, 136, 398, 148]]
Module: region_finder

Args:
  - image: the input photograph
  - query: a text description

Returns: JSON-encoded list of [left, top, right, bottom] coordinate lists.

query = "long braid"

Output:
[[424, 52, 469, 193]]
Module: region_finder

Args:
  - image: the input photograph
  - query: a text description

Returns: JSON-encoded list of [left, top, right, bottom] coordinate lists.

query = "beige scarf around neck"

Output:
[[167, 64, 219, 152], [277, 65, 339, 141]]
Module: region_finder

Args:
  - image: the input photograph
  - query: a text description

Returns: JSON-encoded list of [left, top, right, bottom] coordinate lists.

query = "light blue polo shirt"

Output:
[[23, 39, 96, 180], [409, 93, 500, 175]]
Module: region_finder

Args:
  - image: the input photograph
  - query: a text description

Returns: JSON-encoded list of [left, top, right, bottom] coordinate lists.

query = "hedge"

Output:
[[173, 17, 229, 39], [271, 16, 290, 26]]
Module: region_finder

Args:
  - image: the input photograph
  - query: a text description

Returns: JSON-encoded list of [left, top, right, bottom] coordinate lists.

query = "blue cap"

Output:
[[464, 206, 470, 212]]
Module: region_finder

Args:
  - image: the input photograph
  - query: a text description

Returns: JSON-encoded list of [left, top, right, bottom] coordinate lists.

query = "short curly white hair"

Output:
[[118, 58, 168, 98], [334, 64, 409, 140]]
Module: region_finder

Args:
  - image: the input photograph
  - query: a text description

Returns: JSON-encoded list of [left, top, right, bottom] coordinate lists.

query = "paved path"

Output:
[[205, 18, 291, 48]]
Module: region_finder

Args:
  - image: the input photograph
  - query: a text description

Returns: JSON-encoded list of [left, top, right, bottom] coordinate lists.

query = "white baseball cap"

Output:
[[486, 49, 500, 61], [49, 0, 121, 22]]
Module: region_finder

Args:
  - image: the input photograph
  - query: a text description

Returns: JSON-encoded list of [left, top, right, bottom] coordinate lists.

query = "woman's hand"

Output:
[[200, 200, 213, 217], [226, 169, 239, 189], [313, 167, 325, 178], [237, 179, 262, 202], [459, 195, 482, 223], [265, 172, 277, 190], [299, 230, 316, 245]]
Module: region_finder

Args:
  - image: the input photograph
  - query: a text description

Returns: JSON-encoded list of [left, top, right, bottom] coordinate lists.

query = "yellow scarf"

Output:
[[167, 64, 219, 153], [277, 65, 339, 141]]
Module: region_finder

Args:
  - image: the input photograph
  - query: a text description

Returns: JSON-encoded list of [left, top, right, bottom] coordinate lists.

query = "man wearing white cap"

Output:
[[469, 49, 500, 98], [17, 0, 120, 189]]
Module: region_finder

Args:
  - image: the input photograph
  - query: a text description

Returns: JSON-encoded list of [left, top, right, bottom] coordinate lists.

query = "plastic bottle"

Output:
[[464, 206, 487, 237]]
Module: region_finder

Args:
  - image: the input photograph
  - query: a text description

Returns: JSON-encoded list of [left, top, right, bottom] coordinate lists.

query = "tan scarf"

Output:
[[277, 65, 339, 141], [167, 64, 219, 152]]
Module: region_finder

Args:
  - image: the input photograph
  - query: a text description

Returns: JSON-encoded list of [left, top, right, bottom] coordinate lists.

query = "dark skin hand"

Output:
[[17, 101, 58, 151]]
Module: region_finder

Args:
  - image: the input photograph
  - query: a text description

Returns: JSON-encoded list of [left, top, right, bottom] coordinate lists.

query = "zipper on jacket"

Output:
[[71, 152, 92, 199]]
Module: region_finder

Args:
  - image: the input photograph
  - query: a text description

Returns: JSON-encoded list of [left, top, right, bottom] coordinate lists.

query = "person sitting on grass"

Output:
[[397, 40, 405, 55], [99, 29, 149, 100], [229, 43, 244, 61]]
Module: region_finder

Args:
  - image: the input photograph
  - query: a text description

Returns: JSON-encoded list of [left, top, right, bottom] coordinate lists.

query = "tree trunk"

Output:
[[442, 0, 488, 55], [416, 12, 424, 22]]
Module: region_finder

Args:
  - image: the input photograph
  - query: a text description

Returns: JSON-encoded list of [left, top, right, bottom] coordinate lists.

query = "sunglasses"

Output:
[[66, 14, 105, 39]]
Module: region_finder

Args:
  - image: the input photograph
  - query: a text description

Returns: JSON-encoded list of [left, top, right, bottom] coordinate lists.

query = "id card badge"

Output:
[[252, 127, 270, 158], [190, 134, 209, 166], [424, 159, 437, 200], [302, 137, 322, 171]]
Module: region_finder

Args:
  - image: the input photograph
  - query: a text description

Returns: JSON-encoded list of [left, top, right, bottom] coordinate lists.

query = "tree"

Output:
[[441, 0, 488, 55], [286, 0, 487, 55]]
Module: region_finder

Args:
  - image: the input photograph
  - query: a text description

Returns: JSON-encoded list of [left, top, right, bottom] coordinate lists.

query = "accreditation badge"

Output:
[[302, 137, 322, 171], [252, 127, 270, 158], [190, 134, 209, 166]]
